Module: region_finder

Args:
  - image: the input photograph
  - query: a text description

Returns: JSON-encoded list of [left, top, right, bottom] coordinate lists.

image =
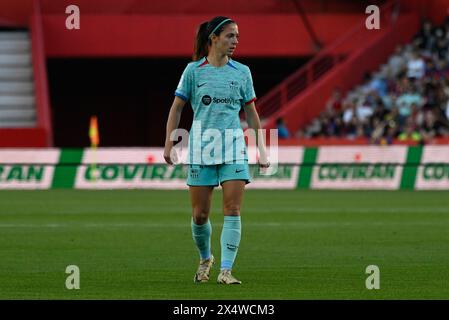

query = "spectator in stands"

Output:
[[317, 114, 332, 137], [392, 74, 411, 96], [443, 16, 449, 43], [342, 100, 356, 124], [318, 111, 344, 137], [388, 45, 407, 77], [383, 123, 398, 145], [332, 116, 345, 137], [420, 110, 439, 143], [368, 74, 389, 98], [384, 106, 401, 129], [356, 123, 367, 138], [399, 119, 422, 143], [369, 101, 389, 134], [425, 59, 438, 78], [434, 107, 449, 135], [345, 116, 360, 139], [325, 87, 343, 114], [432, 36, 448, 61], [276, 118, 290, 139], [369, 117, 384, 142], [435, 59, 449, 79], [419, 108, 449, 141], [382, 92, 398, 110], [304, 114, 322, 138], [409, 103, 423, 127], [396, 85, 423, 121], [370, 119, 396, 145], [423, 77, 442, 108], [407, 50, 426, 80], [356, 98, 374, 124], [414, 19, 435, 55]]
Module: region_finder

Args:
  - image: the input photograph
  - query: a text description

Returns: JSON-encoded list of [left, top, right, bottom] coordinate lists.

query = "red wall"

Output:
[[0, 0, 33, 26], [0, 129, 47, 147], [0, 0, 383, 23], [37, 0, 383, 14], [402, 0, 449, 24], [0, 0, 384, 57], [41, 14, 364, 57], [1, 0, 447, 58]]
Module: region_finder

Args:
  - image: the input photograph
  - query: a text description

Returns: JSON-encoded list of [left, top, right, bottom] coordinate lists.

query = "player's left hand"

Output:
[[258, 156, 270, 168]]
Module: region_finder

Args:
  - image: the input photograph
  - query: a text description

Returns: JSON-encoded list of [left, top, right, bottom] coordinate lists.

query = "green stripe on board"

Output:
[[297, 147, 318, 189], [400, 146, 423, 190], [51, 149, 83, 189]]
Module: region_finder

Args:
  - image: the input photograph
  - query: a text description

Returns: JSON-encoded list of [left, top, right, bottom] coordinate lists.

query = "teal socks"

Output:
[[191, 219, 212, 260], [220, 215, 241, 270], [191, 216, 242, 269]]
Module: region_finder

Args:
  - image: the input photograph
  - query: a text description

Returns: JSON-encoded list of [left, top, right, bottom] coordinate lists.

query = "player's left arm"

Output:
[[244, 103, 269, 168]]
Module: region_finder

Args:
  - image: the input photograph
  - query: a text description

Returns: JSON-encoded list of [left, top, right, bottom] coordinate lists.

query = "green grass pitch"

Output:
[[0, 189, 448, 299]]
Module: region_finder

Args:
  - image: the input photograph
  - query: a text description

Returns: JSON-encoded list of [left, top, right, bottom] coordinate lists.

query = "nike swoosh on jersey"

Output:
[[197, 83, 207, 88]]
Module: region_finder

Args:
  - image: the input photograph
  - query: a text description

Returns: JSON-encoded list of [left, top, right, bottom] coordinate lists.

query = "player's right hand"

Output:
[[163, 145, 177, 165]]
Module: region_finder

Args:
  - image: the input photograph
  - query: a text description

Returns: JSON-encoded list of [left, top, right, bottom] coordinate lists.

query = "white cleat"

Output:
[[217, 269, 242, 284], [193, 255, 215, 283]]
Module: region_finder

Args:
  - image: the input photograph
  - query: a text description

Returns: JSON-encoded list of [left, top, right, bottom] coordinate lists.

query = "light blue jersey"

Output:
[[175, 57, 256, 165]]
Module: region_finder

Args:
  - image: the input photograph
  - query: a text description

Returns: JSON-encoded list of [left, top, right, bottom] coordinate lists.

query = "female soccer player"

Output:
[[163, 16, 269, 284]]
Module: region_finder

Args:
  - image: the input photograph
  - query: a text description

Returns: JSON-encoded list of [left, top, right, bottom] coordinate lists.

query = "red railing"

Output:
[[257, 0, 400, 120], [30, 0, 53, 146]]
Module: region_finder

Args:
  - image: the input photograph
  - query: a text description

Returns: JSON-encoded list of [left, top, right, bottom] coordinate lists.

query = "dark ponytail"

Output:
[[192, 16, 235, 61], [193, 21, 210, 61]]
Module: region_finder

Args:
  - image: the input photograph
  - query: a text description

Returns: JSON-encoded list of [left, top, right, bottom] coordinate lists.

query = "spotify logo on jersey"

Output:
[[202, 95, 212, 105], [202, 95, 238, 106]]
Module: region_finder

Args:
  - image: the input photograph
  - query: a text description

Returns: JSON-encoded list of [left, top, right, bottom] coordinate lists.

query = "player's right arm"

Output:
[[164, 63, 193, 165], [164, 96, 186, 165]]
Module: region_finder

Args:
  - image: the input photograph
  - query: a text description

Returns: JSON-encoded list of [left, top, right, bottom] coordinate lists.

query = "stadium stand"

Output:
[[299, 17, 449, 145]]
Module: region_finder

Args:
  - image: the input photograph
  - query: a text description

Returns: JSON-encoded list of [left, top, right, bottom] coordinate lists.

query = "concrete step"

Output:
[[0, 39, 31, 54], [0, 67, 33, 80], [0, 104, 36, 112], [0, 95, 35, 107], [0, 32, 29, 41], [0, 54, 31, 67], [0, 82, 33, 94], [0, 119, 36, 128], [0, 108, 36, 120]]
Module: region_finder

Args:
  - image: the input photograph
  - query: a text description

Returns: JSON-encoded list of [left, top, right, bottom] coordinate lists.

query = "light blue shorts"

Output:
[[187, 162, 251, 187]]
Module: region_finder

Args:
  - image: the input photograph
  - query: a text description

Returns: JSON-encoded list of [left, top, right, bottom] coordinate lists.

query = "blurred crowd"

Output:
[[295, 17, 449, 144]]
